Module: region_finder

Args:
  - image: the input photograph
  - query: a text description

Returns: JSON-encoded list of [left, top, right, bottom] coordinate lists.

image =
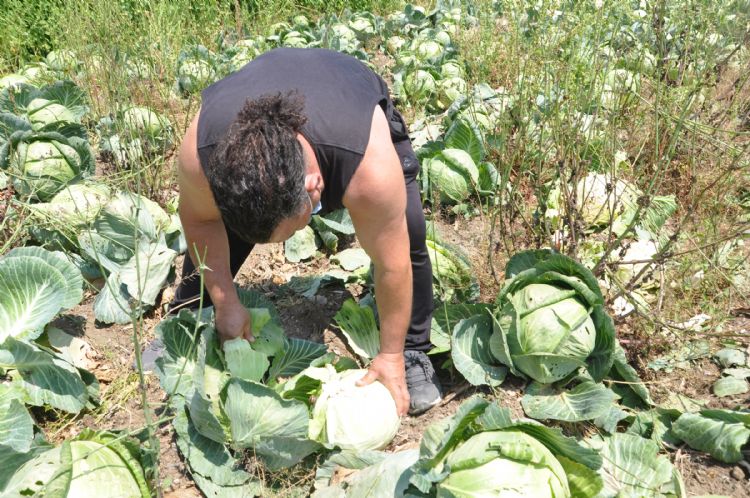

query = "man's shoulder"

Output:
[[344, 106, 404, 212], [178, 111, 204, 178]]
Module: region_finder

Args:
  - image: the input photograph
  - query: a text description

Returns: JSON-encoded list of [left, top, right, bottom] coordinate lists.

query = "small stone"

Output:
[[730, 466, 745, 480], [173, 479, 181, 486]]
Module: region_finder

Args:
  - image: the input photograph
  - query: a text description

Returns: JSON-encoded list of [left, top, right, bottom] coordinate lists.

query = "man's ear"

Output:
[[304, 172, 323, 193], [304, 173, 316, 193]]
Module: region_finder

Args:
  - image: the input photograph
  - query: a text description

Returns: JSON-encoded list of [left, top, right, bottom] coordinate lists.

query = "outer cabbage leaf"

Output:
[[312, 449, 419, 498], [521, 381, 619, 422], [267, 337, 328, 382], [334, 298, 380, 359], [671, 411, 750, 463], [173, 404, 261, 489], [0, 396, 34, 453], [0, 255, 67, 342], [586, 433, 682, 498], [154, 309, 202, 397], [431, 303, 491, 355], [285, 225, 318, 262], [5, 246, 83, 310], [0, 338, 89, 413], [451, 314, 506, 386], [3, 431, 151, 498]]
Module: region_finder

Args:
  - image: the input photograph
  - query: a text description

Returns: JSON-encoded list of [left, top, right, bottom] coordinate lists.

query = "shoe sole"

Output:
[[408, 395, 442, 416]]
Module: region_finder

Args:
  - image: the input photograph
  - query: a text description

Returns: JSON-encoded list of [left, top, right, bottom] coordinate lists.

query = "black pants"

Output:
[[172, 139, 433, 352]]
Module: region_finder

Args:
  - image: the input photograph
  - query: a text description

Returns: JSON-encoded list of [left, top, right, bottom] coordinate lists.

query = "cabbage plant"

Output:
[[24, 183, 103, 249], [545, 172, 677, 239], [155, 296, 331, 496], [175, 45, 219, 95], [0, 247, 99, 465], [426, 237, 479, 304], [0, 74, 29, 90], [3, 430, 151, 498], [122, 106, 171, 143], [78, 191, 182, 324], [403, 69, 437, 104], [98, 106, 172, 167], [423, 148, 478, 203], [419, 117, 500, 208], [45, 49, 79, 72], [408, 397, 605, 497], [5, 130, 94, 201], [225, 37, 267, 72], [0, 80, 89, 130], [490, 249, 616, 385]]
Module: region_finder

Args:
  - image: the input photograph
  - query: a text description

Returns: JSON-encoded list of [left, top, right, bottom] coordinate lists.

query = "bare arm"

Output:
[[345, 106, 412, 414], [177, 112, 251, 341]]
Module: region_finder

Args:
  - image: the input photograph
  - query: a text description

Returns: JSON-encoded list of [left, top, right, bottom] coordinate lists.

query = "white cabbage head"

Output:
[[309, 367, 400, 451]]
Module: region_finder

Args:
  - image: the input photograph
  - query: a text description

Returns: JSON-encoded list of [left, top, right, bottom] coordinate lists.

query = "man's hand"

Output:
[[357, 352, 409, 416], [215, 303, 253, 344]]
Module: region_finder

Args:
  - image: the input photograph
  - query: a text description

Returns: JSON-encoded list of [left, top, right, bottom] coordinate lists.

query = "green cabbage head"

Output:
[[506, 282, 596, 383], [45, 49, 78, 72], [404, 69, 437, 103], [409, 398, 605, 497], [26, 98, 77, 130], [27, 182, 110, 248], [423, 148, 479, 203], [122, 106, 171, 141], [491, 250, 616, 384], [438, 429, 570, 497], [11, 133, 93, 201], [0, 74, 29, 89]]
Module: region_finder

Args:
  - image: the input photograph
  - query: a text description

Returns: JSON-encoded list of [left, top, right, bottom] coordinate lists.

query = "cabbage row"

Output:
[[0, 246, 155, 496]]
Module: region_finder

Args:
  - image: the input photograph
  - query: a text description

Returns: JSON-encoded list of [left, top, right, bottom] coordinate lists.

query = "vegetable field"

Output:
[[1, 0, 749, 497]]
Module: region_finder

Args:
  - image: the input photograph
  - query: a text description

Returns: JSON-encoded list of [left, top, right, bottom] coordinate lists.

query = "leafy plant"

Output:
[[154, 293, 333, 496], [3, 430, 152, 497], [408, 397, 604, 497], [490, 250, 616, 385]]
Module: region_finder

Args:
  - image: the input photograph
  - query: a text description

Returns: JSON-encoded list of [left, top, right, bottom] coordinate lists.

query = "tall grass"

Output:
[[453, 0, 749, 336]]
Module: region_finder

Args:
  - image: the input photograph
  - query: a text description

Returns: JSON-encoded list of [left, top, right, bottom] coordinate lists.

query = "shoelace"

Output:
[[405, 354, 435, 387]]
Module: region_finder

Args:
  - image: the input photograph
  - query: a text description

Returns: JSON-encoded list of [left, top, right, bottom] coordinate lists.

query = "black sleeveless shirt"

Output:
[[197, 48, 409, 213]]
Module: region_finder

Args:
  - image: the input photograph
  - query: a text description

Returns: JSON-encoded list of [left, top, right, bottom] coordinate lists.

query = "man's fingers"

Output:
[[356, 368, 378, 386], [243, 325, 254, 343], [396, 389, 409, 416]]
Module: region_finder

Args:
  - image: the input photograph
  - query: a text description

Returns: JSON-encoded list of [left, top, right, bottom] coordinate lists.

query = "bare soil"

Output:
[[46, 217, 750, 497]]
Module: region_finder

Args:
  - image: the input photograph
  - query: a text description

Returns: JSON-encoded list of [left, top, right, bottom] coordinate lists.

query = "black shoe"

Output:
[[404, 350, 442, 415], [133, 337, 165, 372]]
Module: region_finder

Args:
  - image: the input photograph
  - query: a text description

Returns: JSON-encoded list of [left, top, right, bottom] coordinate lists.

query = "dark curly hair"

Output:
[[204, 91, 309, 243]]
